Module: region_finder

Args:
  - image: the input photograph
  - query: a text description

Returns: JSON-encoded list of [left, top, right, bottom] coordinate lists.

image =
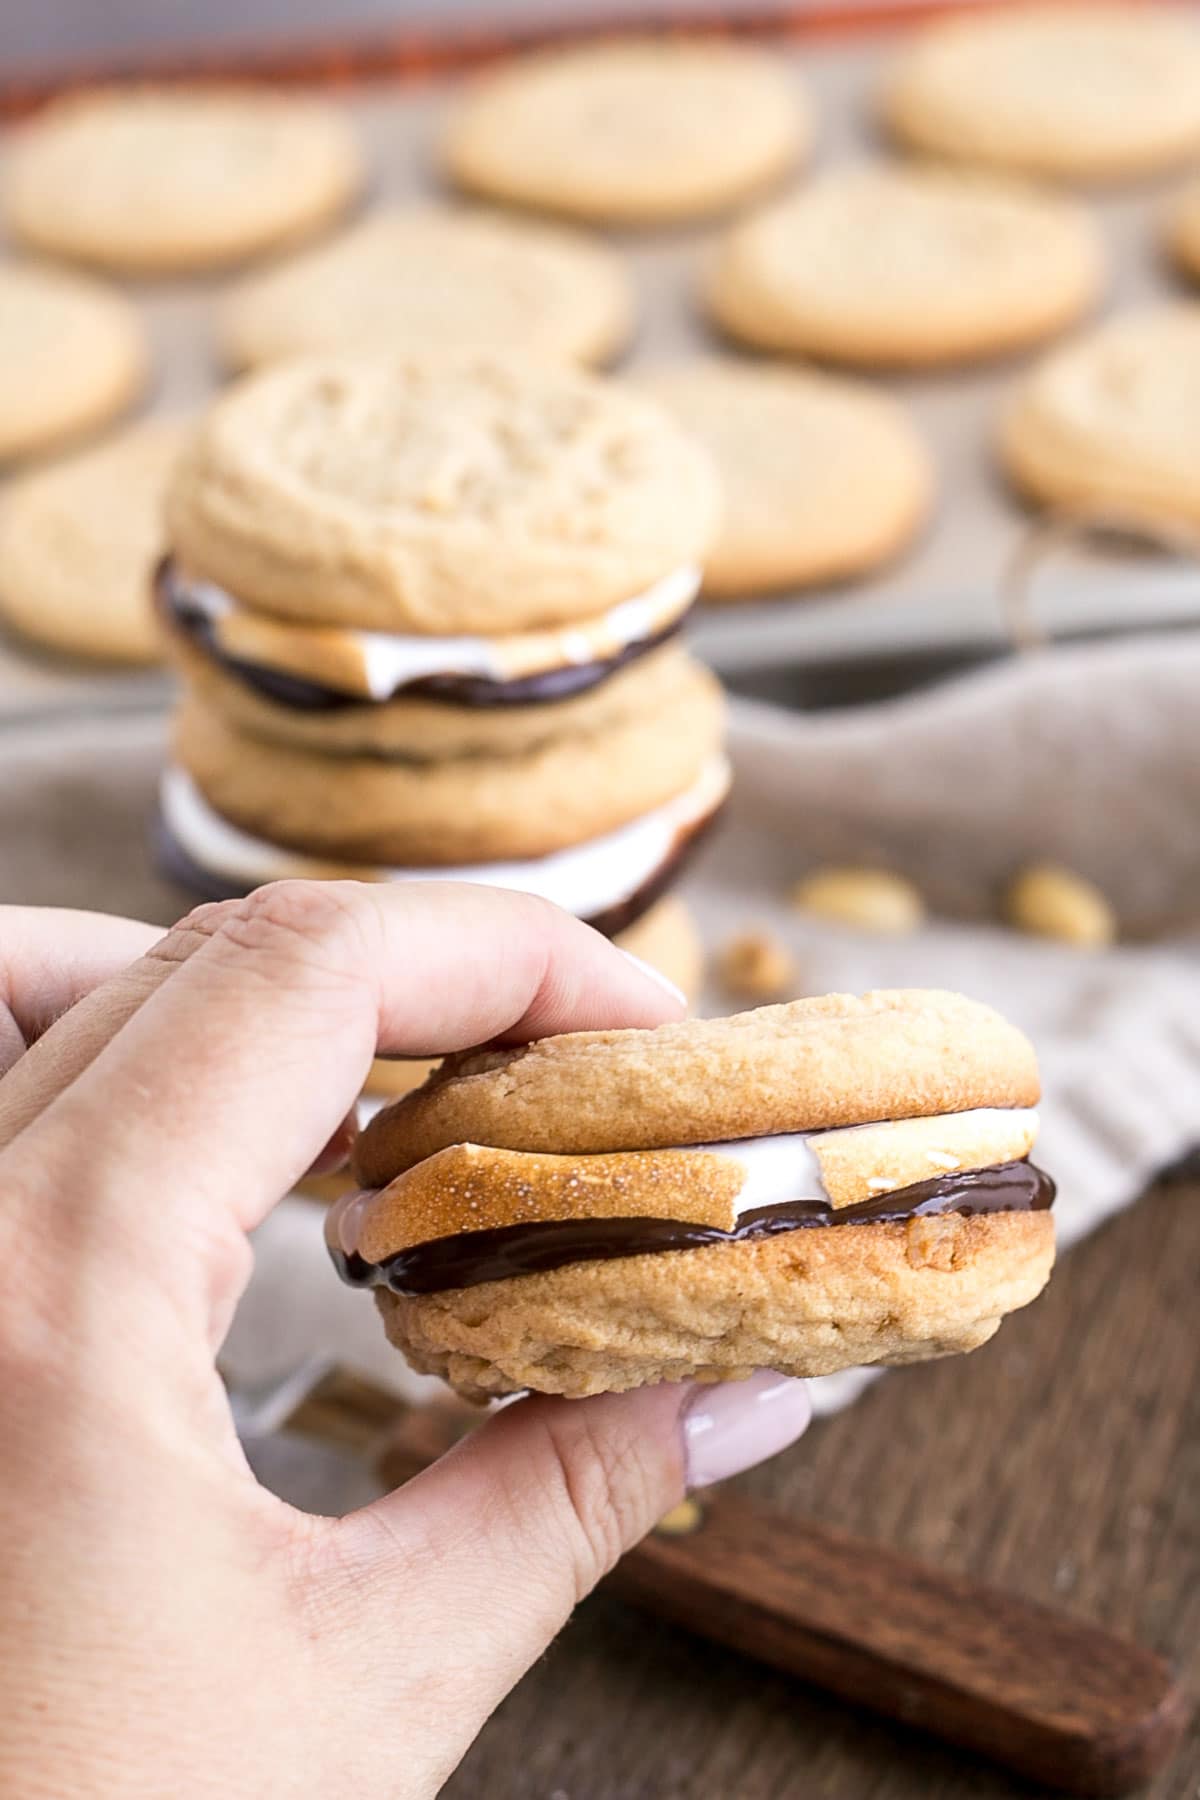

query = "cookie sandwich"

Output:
[[332, 991, 1056, 1400], [157, 349, 726, 944]]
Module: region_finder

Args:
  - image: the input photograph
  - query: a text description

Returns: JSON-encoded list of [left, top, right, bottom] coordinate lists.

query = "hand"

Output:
[[0, 883, 811, 1799]]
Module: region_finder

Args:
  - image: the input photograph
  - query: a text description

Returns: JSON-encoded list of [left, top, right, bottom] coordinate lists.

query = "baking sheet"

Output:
[[2, 21, 1199, 725]]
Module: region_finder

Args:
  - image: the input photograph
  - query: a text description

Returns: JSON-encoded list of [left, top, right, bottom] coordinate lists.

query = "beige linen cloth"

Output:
[[3, 630, 1200, 1418]]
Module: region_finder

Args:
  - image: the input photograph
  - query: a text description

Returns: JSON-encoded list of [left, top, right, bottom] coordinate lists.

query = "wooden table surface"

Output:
[[444, 1175, 1198, 1799]]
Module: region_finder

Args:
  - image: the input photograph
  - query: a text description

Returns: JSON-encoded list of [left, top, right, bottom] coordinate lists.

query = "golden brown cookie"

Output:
[[882, 6, 1200, 184], [165, 350, 719, 633], [355, 989, 1039, 1181], [442, 38, 809, 225], [1000, 304, 1200, 526], [0, 263, 147, 462], [706, 163, 1103, 368], [4, 87, 362, 273], [373, 1212, 1054, 1401], [636, 358, 932, 596], [335, 991, 1052, 1398], [218, 205, 634, 370], [172, 648, 723, 864], [0, 418, 186, 663]]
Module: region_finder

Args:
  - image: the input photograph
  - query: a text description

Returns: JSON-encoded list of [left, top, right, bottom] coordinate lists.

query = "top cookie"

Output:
[[3, 87, 362, 273], [353, 989, 1040, 1186], [442, 38, 809, 224], [706, 163, 1104, 367], [882, 5, 1200, 183], [636, 358, 932, 596], [1000, 304, 1200, 528], [218, 206, 633, 371], [0, 262, 147, 462], [165, 350, 720, 633]]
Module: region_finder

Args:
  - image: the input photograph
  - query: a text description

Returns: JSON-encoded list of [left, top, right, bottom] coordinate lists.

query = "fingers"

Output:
[[322, 1375, 811, 1770], [5, 881, 684, 1290], [0, 907, 162, 1081]]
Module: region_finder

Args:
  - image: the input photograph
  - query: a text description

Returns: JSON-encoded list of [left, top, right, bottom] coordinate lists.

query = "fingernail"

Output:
[[681, 1371, 812, 1489], [619, 948, 687, 1010]]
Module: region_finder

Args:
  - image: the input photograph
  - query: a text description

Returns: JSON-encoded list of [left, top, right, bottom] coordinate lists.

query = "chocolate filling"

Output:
[[156, 559, 687, 712], [331, 1159, 1055, 1297], [152, 796, 721, 937]]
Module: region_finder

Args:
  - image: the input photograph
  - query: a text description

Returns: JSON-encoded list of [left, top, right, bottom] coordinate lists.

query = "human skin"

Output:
[[0, 884, 810, 1799]]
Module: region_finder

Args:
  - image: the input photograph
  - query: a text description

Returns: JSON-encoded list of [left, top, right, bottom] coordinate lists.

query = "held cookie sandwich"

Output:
[[331, 991, 1056, 1401], [155, 349, 726, 934]]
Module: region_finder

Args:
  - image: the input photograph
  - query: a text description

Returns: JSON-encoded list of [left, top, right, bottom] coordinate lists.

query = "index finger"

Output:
[[9, 880, 685, 1248]]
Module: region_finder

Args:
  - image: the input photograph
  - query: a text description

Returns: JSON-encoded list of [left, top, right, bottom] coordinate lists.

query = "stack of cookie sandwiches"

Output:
[[333, 990, 1056, 1400], [157, 350, 727, 987]]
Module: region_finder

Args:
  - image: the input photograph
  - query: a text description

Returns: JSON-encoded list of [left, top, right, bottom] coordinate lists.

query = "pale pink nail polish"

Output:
[[681, 1371, 812, 1489]]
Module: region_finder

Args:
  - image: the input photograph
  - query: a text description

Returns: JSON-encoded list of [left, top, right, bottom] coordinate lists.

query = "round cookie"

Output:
[[0, 417, 187, 663], [1165, 179, 1200, 285], [356, 989, 1040, 1180], [340, 990, 1053, 1398], [706, 163, 1103, 368], [172, 649, 724, 864], [442, 38, 809, 225], [165, 350, 720, 633], [0, 263, 146, 462], [637, 359, 933, 597], [218, 206, 634, 371], [1000, 305, 1200, 527], [168, 634, 696, 761], [4, 88, 362, 274], [882, 6, 1200, 184]]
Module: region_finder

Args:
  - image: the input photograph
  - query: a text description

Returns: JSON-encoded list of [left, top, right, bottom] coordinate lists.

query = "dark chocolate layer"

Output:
[[157, 558, 686, 712], [331, 1160, 1055, 1297]]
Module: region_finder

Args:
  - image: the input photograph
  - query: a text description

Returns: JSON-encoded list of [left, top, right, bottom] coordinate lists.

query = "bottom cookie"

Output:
[[373, 1209, 1053, 1401]]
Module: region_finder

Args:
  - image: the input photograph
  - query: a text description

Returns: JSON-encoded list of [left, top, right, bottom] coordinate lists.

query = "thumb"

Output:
[[323, 1374, 810, 1776]]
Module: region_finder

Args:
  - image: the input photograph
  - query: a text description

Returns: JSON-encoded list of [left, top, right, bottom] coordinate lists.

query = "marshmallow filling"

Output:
[[328, 1111, 1054, 1297], [158, 560, 700, 710], [157, 757, 728, 932]]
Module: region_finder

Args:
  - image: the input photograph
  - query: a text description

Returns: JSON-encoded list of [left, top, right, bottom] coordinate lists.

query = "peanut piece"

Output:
[[790, 866, 925, 935], [717, 929, 796, 999], [1005, 863, 1116, 949]]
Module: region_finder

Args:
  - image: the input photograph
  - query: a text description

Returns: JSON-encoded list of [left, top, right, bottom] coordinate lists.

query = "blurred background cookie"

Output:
[[442, 37, 809, 224], [218, 205, 634, 369], [0, 417, 187, 664], [3, 87, 362, 272], [637, 357, 932, 598], [706, 163, 1103, 367], [0, 262, 147, 462], [882, 4, 1200, 184], [1000, 305, 1200, 527]]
